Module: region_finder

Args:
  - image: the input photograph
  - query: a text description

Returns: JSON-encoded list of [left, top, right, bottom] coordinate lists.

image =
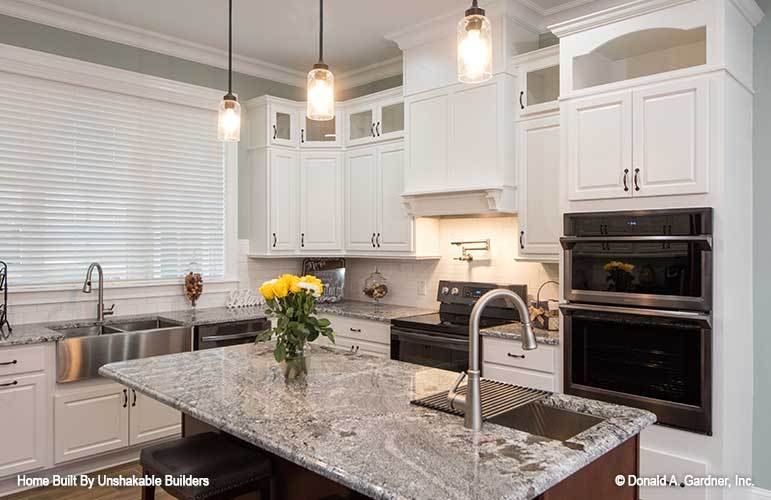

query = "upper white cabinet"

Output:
[[345, 143, 413, 253], [516, 114, 561, 259], [566, 76, 709, 201], [512, 45, 560, 118], [344, 89, 404, 147], [299, 151, 343, 251], [269, 101, 300, 149], [302, 115, 341, 148]]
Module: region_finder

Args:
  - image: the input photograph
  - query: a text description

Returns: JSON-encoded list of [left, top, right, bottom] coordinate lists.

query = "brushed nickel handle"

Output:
[[623, 169, 630, 192], [0, 359, 17, 366], [507, 353, 526, 359], [0, 380, 17, 387]]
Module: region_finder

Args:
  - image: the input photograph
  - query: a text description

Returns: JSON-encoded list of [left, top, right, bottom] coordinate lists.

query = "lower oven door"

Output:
[[561, 303, 712, 435], [390, 328, 469, 372]]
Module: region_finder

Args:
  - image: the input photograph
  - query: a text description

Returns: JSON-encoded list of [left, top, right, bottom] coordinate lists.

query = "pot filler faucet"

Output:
[[82, 262, 115, 325], [448, 288, 537, 431]]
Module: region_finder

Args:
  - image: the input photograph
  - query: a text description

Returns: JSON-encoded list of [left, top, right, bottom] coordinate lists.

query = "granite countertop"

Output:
[[481, 323, 560, 346], [0, 300, 436, 348], [99, 343, 654, 500]]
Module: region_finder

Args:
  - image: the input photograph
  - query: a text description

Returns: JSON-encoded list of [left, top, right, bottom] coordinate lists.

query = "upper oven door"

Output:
[[561, 235, 712, 311]]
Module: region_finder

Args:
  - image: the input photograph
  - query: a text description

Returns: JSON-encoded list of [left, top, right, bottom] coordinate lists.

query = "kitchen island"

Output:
[[99, 343, 655, 500]]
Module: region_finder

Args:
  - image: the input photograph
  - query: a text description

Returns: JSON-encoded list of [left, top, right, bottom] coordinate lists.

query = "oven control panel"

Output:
[[436, 280, 527, 306]]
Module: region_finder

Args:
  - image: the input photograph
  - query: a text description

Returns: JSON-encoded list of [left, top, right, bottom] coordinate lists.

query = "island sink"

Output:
[[488, 402, 605, 442]]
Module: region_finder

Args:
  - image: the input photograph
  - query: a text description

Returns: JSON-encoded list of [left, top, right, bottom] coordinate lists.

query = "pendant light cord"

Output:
[[318, 0, 324, 64], [228, 0, 233, 94]]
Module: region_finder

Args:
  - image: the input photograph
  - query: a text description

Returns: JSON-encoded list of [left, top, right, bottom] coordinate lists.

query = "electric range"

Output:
[[390, 280, 527, 371]]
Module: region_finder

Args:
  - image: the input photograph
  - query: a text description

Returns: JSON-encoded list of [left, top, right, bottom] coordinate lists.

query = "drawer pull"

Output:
[[349, 328, 362, 333], [507, 353, 526, 359], [0, 359, 18, 366], [0, 380, 18, 387]]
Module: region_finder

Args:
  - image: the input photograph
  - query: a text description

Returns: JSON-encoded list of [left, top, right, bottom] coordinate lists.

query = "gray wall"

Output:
[[754, 0, 770, 490], [0, 14, 402, 239]]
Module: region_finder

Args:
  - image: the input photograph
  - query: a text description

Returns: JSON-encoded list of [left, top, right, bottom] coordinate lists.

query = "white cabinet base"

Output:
[[129, 391, 181, 446], [0, 372, 48, 477]]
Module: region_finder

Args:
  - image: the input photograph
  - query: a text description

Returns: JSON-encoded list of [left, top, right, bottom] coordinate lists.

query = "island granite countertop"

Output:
[[0, 300, 436, 348], [99, 343, 654, 500]]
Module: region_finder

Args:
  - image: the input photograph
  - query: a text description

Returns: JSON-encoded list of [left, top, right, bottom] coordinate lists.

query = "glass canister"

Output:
[[362, 268, 389, 303]]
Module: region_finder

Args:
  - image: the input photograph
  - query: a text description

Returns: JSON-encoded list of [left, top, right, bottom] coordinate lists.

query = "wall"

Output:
[[343, 216, 558, 308], [753, 0, 770, 490]]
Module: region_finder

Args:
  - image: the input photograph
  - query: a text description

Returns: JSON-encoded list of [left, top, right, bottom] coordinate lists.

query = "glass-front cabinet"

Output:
[[269, 102, 299, 148], [302, 114, 341, 148], [345, 89, 404, 146], [512, 45, 560, 118]]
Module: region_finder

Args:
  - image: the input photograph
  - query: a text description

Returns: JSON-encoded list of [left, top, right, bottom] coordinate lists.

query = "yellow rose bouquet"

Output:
[[257, 274, 334, 379]]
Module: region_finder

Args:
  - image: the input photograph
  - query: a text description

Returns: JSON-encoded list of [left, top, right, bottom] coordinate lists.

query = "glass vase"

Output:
[[280, 345, 310, 382]]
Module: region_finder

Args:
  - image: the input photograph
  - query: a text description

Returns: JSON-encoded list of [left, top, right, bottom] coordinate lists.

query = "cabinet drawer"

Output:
[[483, 363, 555, 391], [0, 345, 46, 377], [482, 337, 555, 374], [321, 315, 390, 345], [326, 335, 389, 358]]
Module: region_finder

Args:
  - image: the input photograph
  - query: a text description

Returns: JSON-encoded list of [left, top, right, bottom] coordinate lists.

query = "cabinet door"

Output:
[[519, 63, 560, 117], [346, 103, 376, 147], [0, 373, 47, 476], [269, 103, 299, 148], [405, 90, 448, 193], [345, 148, 378, 251], [449, 81, 499, 188], [300, 152, 342, 251], [376, 98, 405, 142], [269, 149, 299, 252], [633, 77, 709, 197], [377, 143, 413, 252], [129, 390, 181, 446], [567, 91, 632, 201], [517, 115, 561, 257], [301, 115, 341, 148], [54, 383, 129, 463]]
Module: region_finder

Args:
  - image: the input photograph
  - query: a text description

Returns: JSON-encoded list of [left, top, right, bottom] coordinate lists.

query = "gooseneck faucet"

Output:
[[82, 263, 114, 325], [448, 289, 537, 431]]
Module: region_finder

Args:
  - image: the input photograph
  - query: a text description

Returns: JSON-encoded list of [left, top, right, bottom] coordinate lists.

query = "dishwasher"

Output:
[[193, 318, 271, 350]]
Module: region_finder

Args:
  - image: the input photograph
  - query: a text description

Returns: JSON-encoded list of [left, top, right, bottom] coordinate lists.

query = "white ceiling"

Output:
[[3, 0, 594, 86]]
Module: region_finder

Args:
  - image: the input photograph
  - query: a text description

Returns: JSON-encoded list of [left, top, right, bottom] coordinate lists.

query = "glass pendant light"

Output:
[[457, 0, 493, 84], [307, 0, 335, 121], [218, 0, 241, 142]]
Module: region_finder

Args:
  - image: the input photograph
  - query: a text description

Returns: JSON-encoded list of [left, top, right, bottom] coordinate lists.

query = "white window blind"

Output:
[[0, 71, 226, 286]]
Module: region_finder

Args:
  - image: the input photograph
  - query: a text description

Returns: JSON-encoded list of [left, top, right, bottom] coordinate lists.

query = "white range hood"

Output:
[[401, 186, 517, 217]]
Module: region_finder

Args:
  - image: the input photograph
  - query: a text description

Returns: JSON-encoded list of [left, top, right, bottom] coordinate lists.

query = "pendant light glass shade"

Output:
[[217, 95, 241, 142], [307, 65, 335, 121], [457, 1, 492, 84]]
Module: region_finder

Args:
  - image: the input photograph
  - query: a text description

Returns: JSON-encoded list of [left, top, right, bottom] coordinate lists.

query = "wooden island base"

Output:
[[183, 414, 639, 500]]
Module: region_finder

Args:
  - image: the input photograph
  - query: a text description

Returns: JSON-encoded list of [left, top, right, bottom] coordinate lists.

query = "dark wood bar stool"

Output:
[[139, 432, 273, 500]]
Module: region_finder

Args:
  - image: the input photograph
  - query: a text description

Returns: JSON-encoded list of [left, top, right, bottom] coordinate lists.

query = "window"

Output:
[[0, 65, 227, 286]]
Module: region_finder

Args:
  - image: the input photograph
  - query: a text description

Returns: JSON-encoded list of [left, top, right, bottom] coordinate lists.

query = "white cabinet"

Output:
[[482, 337, 558, 392], [0, 372, 48, 476], [318, 315, 391, 357], [269, 149, 300, 252], [128, 390, 181, 446], [404, 89, 449, 192], [344, 89, 404, 147], [54, 383, 129, 463], [55, 382, 180, 464], [516, 114, 561, 259], [301, 114, 341, 148], [299, 151, 342, 251], [567, 76, 710, 201], [512, 45, 560, 118], [345, 142, 413, 253], [269, 101, 300, 148]]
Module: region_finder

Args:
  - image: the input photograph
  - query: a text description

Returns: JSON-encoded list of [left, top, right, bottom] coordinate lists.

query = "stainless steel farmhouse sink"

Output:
[[55, 317, 190, 383]]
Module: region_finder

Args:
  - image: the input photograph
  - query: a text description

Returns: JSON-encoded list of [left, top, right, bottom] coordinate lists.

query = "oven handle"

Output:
[[559, 302, 712, 327], [200, 331, 264, 342], [560, 235, 712, 250], [391, 329, 469, 347]]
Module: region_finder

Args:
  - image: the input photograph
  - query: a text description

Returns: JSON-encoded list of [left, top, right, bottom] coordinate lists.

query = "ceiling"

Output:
[[5, 0, 593, 85]]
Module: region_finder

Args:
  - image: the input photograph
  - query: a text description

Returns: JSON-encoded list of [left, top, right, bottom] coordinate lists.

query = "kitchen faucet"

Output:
[[448, 288, 537, 431], [82, 263, 114, 325]]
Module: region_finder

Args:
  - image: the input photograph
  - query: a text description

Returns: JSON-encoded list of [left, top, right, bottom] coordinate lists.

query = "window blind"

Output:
[[0, 71, 226, 286]]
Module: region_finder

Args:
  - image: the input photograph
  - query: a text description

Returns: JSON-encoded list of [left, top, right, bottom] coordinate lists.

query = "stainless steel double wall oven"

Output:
[[560, 208, 713, 434]]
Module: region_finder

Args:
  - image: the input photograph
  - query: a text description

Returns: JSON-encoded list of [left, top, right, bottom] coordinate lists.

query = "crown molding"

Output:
[[336, 56, 403, 90], [548, 0, 694, 36], [0, 0, 308, 88], [729, 0, 765, 26]]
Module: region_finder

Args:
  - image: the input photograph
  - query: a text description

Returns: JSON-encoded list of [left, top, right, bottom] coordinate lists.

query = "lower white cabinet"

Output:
[[55, 382, 180, 464], [0, 372, 48, 477], [516, 114, 561, 260], [319, 315, 391, 357], [481, 337, 558, 391]]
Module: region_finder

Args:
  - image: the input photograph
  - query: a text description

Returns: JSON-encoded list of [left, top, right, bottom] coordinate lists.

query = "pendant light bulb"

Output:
[[307, 0, 335, 121], [218, 0, 240, 142], [457, 0, 492, 84]]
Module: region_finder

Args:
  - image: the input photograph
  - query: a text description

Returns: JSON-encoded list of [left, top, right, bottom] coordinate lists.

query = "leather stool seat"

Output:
[[140, 432, 272, 500]]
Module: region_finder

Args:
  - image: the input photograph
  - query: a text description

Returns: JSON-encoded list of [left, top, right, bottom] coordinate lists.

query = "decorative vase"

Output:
[[280, 345, 310, 382]]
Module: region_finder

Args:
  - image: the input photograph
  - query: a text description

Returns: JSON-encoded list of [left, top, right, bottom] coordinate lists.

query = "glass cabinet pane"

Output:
[[305, 117, 336, 143], [274, 112, 292, 141], [526, 65, 559, 106], [380, 102, 404, 135], [349, 109, 373, 141]]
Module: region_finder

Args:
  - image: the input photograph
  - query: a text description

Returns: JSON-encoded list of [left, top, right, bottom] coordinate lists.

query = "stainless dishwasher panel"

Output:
[[194, 319, 271, 350]]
